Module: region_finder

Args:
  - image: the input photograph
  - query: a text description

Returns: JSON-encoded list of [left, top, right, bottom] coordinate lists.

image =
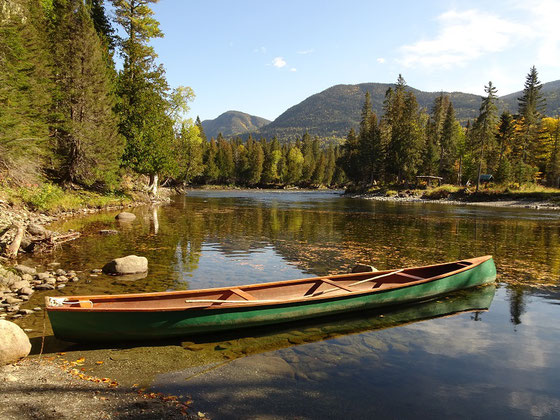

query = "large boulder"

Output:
[[102, 255, 148, 275], [14, 265, 36, 275], [115, 212, 136, 221], [0, 320, 31, 365]]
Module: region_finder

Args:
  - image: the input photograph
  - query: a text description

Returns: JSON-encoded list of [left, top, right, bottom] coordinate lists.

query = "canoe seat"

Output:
[[229, 288, 257, 301], [305, 278, 355, 296]]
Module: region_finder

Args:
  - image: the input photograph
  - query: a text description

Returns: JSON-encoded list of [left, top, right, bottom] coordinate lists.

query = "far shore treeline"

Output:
[[1, 0, 560, 200]]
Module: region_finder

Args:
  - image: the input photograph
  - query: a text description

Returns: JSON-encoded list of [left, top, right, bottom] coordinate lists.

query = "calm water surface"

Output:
[[19, 190, 560, 419]]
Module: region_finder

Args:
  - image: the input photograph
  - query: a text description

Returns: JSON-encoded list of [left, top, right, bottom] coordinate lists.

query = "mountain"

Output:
[[254, 80, 560, 141], [201, 111, 270, 140]]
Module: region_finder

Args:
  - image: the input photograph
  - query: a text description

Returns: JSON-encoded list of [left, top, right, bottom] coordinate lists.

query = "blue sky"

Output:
[[143, 0, 560, 122]]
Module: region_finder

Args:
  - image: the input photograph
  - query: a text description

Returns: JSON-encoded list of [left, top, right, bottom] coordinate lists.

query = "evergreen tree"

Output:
[[357, 92, 382, 183], [86, 0, 115, 50], [215, 135, 234, 183], [0, 0, 51, 181], [195, 116, 207, 142], [247, 140, 264, 184], [382, 75, 424, 183], [312, 152, 326, 185], [113, 0, 175, 194], [516, 66, 546, 164], [473, 82, 499, 191], [50, 0, 123, 188], [439, 102, 459, 181], [323, 146, 336, 186], [338, 128, 361, 183], [203, 138, 219, 182], [301, 132, 315, 183], [261, 137, 281, 183], [544, 118, 560, 187], [174, 122, 204, 185], [286, 145, 304, 184]]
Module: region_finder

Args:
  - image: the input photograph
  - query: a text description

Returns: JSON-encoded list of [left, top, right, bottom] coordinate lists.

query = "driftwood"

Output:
[[5, 224, 24, 259], [32, 231, 81, 254]]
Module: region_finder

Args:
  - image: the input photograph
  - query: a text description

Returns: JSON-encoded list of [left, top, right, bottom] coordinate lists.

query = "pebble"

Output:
[[56, 284, 66, 289], [19, 309, 34, 315], [33, 307, 41, 311], [57, 276, 69, 283]]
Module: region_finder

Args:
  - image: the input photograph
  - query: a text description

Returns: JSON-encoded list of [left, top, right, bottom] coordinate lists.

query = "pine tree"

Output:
[[50, 0, 123, 188], [203, 138, 219, 182], [382, 75, 424, 183], [113, 0, 174, 194], [301, 132, 315, 183], [338, 128, 361, 183], [0, 0, 51, 182], [215, 135, 234, 183], [286, 145, 304, 184], [195, 116, 207, 142], [439, 102, 459, 181], [544, 118, 560, 187], [516, 66, 546, 164], [323, 146, 336, 186], [174, 122, 204, 185], [247, 140, 264, 184], [86, 0, 115, 50], [473, 82, 499, 191]]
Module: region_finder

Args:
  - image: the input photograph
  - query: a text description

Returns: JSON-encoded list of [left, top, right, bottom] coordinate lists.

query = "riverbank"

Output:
[[347, 185, 560, 210], [0, 357, 194, 419]]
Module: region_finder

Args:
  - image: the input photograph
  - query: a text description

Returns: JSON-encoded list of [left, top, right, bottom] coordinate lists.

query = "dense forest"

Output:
[[1, 0, 559, 196], [338, 72, 560, 189], [0, 0, 196, 194]]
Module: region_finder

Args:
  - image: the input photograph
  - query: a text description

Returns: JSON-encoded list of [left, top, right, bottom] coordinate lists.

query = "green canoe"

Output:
[[46, 255, 496, 342]]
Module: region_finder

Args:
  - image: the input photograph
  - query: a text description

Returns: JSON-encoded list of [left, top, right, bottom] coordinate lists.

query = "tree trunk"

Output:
[[6, 224, 24, 259], [149, 173, 158, 196]]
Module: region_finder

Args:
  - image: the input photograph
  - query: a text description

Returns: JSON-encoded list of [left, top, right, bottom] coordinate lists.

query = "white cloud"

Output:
[[253, 46, 267, 54], [297, 49, 314, 55], [272, 57, 287, 68], [514, 0, 560, 68], [377, 57, 386, 64], [398, 9, 531, 69], [290, 67, 297, 72]]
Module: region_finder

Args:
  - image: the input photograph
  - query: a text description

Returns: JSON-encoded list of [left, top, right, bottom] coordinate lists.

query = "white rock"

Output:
[[0, 320, 31, 365], [102, 255, 148, 275]]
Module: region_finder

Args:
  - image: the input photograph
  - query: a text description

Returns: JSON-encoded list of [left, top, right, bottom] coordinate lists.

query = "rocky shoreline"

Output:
[[347, 192, 560, 210]]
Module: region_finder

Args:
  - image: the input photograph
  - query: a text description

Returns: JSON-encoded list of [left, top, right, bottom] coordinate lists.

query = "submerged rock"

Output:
[[102, 255, 148, 275], [115, 212, 136, 221], [0, 320, 31, 365], [351, 264, 378, 273], [14, 265, 36, 276]]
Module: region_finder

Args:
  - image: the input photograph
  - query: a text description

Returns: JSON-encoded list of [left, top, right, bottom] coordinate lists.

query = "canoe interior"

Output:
[[48, 258, 483, 312]]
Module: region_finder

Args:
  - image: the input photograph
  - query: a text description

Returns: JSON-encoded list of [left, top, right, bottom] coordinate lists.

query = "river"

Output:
[[17, 190, 560, 419]]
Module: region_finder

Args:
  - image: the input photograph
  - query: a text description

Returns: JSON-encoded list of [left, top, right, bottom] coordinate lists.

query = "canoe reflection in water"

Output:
[[177, 283, 496, 362]]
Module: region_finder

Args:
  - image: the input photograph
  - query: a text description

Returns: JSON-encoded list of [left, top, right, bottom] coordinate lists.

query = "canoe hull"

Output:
[[48, 257, 496, 342]]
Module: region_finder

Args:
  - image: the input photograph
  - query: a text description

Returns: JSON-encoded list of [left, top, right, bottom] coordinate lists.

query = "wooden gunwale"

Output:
[[47, 256, 492, 313]]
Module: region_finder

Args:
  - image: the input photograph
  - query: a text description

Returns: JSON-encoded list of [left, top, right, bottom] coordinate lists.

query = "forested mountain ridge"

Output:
[[201, 111, 270, 139], [248, 81, 560, 141]]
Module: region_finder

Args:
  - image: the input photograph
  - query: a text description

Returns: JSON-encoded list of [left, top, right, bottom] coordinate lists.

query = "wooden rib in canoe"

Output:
[[45, 255, 497, 342]]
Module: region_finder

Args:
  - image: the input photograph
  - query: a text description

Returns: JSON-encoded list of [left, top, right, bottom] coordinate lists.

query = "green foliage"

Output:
[[49, 0, 124, 188]]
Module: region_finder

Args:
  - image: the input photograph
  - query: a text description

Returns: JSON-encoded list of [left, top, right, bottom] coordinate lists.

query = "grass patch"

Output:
[[0, 183, 134, 213], [422, 185, 464, 200]]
